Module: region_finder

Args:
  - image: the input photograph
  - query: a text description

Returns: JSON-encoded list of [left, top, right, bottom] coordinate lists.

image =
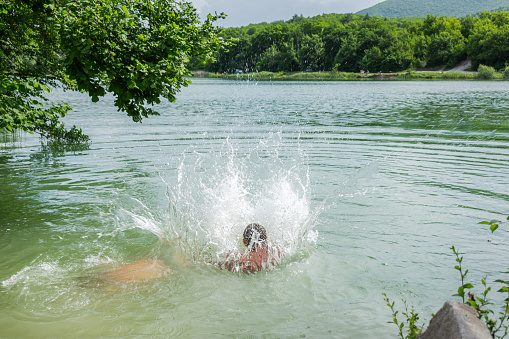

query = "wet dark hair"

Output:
[[243, 223, 267, 249]]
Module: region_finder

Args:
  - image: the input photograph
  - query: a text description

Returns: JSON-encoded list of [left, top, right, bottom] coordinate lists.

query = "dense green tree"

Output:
[[484, 10, 509, 26], [419, 15, 466, 67], [1, 0, 227, 142], [298, 19, 328, 36], [342, 13, 354, 24], [297, 34, 325, 71], [333, 18, 414, 72], [333, 32, 361, 72], [468, 16, 509, 69], [250, 24, 289, 55], [460, 15, 477, 38], [258, 42, 298, 72], [372, 30, 414, 71], [207, 37, 252, 73], [426, 30, 466, 66], [321, 24, 346, 70]]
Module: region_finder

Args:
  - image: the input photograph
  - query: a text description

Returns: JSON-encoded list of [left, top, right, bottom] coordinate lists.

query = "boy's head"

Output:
[[243, 223, 267, 249]]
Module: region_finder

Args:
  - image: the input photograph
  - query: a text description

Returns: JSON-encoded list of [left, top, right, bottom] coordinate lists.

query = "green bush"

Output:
[[503, 66, 509, 79], [478, 64, 497, 79]]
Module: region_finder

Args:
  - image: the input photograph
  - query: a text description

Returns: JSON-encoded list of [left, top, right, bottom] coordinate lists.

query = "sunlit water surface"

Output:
[[1, 79, 508, 338]]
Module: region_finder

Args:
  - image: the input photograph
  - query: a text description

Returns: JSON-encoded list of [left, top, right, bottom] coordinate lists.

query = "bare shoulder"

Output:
[[219, 245, 281, 274]]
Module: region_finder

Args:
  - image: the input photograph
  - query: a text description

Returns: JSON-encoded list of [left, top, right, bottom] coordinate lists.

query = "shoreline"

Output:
[[191, 70, 506, 81]]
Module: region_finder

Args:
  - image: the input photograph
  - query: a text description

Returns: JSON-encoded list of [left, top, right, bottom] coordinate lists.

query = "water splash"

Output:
[[115, 136, 379, 268], [163, 137, 316, 265]]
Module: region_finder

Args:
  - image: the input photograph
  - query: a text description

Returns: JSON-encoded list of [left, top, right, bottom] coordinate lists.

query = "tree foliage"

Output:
[[199, 12, 509, 75], [258, 42, 298, 72], [467, 11, 509, 69], [1, 0, 227, 142]]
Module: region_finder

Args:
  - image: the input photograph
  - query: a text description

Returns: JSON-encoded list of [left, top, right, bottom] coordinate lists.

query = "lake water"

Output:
[[1, 79, 508, 338]]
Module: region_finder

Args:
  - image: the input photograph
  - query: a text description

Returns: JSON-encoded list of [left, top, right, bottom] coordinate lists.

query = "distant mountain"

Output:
[[357, 0, 509, 17]]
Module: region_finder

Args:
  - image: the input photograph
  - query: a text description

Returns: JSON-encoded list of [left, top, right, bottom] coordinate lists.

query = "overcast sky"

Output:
[[188, 0, 385, 27]]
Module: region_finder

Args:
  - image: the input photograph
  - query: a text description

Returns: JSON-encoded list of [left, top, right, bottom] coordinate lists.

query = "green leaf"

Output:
[[478, 221, 491, 225], [463, 283, 474, 289], [122, 5, 129, 16], [490, 224, 499, 233], [458, 287, 465, 296]]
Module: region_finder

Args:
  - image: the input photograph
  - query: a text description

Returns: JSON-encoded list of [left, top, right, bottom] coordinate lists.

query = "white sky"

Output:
[[188, 0, 385, 27]]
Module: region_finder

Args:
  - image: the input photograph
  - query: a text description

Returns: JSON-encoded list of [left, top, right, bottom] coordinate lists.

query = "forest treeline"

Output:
[[193, 11, 509, 74]]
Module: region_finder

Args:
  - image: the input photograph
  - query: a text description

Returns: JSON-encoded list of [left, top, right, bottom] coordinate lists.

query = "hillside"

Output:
[[357, 0, 509, 17]]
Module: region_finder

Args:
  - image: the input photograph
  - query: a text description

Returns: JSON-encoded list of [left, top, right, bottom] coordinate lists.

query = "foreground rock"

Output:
[[419, 301, 491, 339]]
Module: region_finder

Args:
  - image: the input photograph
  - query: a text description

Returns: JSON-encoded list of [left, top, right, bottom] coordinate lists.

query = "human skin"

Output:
[[221, 244, 279, 274], [89, 229, 277, 286], [95, 258, 170, 285]]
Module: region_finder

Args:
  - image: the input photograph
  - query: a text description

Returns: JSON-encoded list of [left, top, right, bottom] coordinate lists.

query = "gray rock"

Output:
[[419, 301, 492, 339]]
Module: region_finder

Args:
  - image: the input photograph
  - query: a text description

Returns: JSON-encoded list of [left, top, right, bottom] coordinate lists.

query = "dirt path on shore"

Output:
[[416, 60, 476, 73], [445, 60, 474, 72]]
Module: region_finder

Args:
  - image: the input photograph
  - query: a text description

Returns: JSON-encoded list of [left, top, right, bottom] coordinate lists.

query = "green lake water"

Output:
[[1, 79, 508, 338]]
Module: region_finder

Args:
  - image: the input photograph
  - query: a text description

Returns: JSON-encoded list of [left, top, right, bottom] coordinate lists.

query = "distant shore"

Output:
[[191, 70, 506, 81]]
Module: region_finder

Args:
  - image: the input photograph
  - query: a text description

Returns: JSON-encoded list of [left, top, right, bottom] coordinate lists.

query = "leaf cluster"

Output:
[[383, 293, 423, 339], [1, 0, 228, 142], [56, 0, 226, 122], [451, 241, 509, 338], [0, 76, 89, 143], [479, 216, 509, 233]]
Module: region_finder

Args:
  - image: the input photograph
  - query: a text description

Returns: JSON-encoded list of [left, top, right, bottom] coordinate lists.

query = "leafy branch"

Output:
[[1, 0, 230, 143], [479, 216, 509, 233], [383, 293, 423, 339], [451, 245, 474, 303]]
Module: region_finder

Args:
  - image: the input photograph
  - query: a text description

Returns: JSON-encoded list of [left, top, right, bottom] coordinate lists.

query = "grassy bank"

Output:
[[192, 70, 506, 81]]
